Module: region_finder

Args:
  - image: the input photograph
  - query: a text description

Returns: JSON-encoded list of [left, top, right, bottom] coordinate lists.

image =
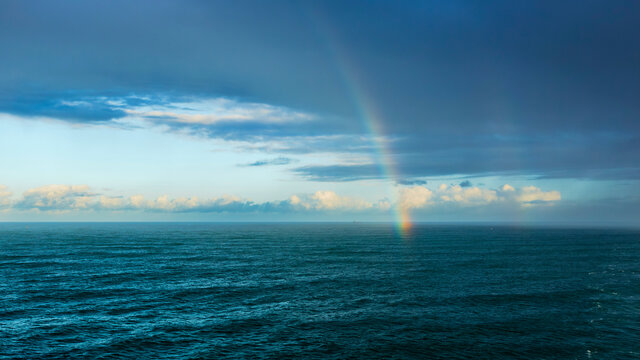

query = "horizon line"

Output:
[[1, 220, 638, 230]]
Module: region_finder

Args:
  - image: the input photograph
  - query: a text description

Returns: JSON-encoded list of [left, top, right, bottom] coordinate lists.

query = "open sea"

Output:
[[0, 223, 638, 359]]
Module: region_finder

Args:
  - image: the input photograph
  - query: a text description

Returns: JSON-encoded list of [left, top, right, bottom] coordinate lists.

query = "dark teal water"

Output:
[[1, 223, 639, 359]]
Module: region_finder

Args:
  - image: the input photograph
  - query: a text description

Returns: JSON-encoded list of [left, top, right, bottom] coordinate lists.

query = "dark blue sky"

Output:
[[0, 0, 639, 223]]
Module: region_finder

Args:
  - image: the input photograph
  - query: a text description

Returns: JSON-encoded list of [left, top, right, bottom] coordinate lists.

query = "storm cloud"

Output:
[[1, 0, 639, 181]]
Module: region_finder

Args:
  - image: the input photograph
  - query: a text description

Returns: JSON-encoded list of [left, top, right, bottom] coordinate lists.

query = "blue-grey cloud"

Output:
[[241, 157, 296, 167], [459, 180, 472, 188], [0, 92, 127, 122], [397, 179, 427, 186], [294, 164, 383, 182]]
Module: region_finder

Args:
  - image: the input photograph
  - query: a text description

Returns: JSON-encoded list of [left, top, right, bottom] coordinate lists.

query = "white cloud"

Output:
[[7, 184, 384, 214], [16, 185, 95, 212], [11, 186, 257, 214], [120, 191, 376, 213], [129, 194, 147, 208], [5, 183, 562, 215], [437, 184, 498, 205], [97, 196, 125, 209], [289, 194, 309, 209], [125, 97, 313, 125], [396, 183, 561, 209], [310, 190, 373, 210], [516, 186, 561, 206], [399, 186, 433, 209], [133, 195, 203, 211], [288, 191, 375, 211], [501, 184, 515, 192], [0, 185, 12, 208]]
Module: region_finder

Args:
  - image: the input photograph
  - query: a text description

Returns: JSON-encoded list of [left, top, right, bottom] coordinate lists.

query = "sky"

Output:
[[0, 0, 639, 226]]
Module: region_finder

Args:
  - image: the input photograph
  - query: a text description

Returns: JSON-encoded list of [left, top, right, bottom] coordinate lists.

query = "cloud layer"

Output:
[[398, 184, 561, 210], [1, 183, 561, 216], [1, 1, 639, 181]]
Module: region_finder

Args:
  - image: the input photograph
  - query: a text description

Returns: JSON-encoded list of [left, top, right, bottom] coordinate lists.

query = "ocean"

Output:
[[0, 223, 638, 359]]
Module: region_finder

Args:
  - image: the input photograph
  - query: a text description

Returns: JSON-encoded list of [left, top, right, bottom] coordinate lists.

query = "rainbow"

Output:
[[311, 14, 412, 236], [337, 65, 412, 237]]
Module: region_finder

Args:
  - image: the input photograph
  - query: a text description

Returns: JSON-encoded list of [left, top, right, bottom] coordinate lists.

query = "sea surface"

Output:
[[0, 223, 639, 359]]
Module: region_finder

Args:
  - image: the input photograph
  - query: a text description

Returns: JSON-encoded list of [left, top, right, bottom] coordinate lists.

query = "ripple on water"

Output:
[[0, 223, 639, 359]]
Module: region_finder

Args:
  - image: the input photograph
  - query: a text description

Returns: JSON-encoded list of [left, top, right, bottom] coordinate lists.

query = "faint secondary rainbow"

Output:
[[311, 15, 412, 236]]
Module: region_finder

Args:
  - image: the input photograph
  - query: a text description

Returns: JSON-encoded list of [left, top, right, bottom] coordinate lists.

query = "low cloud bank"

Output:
[[398, 184, 561, 210], [0, 183, 562, 216], [3, 185, 388, 214]]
